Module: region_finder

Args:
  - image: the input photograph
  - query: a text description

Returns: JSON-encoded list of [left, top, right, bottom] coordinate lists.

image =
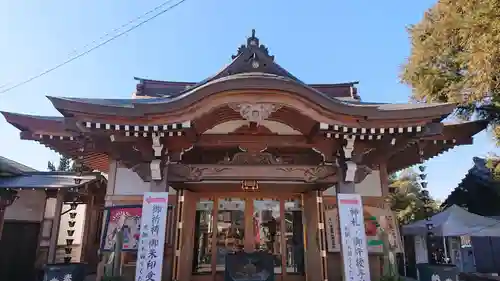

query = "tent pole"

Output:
[[489, 237, 498, 274], [402, 235, 407, 276], [442, 236, 448, 263]]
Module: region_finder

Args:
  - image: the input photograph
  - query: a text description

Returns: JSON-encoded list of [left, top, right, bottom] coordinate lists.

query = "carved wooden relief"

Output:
[[168, 163, 338, 183], [228, 103, 282, 124], [354, 165, 372, 184], [218, 152, 281, 165], [276, 165, 337, 182]]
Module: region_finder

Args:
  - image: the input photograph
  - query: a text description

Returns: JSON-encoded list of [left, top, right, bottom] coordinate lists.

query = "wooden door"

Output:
[[191, 194, 306, 281], [0, 221, 41, 281]]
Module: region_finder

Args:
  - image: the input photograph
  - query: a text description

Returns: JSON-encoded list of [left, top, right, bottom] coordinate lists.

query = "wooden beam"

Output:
[[143, 158, 373, 184], [363, 123, 444, 165], [168, 163, 344, 184], [197, 134, 317, 148]]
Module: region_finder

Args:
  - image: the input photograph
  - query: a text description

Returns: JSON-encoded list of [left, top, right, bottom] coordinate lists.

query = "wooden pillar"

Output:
[[0, 190, 19, 241], [172, 189, 184, 281], [317, 190, 329, 281], [336, 137, 357, 281], [48, 190, 65, 263], [337, 181, 356, 194], [303, 190, 327, 281], [172, 188, 197, 281], [80, 185, 95, 264], [177, 190, 196, 281], [379, 162, 389, 197], [0, 207, 5, 241]]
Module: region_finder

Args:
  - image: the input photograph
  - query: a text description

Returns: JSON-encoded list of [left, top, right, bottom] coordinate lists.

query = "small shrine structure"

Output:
[[1, 30, 487, 281]]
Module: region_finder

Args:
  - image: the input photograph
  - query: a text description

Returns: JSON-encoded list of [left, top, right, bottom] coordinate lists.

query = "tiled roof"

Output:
[[0, 171, 105, 189], [0, 156, 37, 175]]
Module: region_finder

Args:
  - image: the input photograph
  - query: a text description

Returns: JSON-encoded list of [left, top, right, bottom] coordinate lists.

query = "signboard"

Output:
[[326, 205, 399, 253], [135, 192, 169, 281], [325, 209, 341, 252], [338, 193, 371, 281], [379, 213, 403, 253], [101, 205, 142, 251], [414, 235, 428, 264]]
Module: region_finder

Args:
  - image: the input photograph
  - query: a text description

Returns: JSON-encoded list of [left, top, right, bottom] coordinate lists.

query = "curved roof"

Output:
[[0, 30, 487, 175], [47, 72, 456, 121], [40, 30, 456, 122]]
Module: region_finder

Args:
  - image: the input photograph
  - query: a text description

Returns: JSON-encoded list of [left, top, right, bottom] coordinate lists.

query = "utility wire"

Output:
[[67, 0, 177, 58], [0, 0, 188, 95]]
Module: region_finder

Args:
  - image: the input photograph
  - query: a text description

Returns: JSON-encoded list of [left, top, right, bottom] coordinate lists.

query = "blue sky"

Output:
[[0, 0, 497, 200]]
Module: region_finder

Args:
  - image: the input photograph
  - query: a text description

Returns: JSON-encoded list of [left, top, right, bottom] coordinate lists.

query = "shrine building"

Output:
[[1, 30, 487, 281]]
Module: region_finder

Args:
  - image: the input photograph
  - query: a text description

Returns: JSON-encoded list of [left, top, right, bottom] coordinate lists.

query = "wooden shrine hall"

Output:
[[1, 30, 487, 281]]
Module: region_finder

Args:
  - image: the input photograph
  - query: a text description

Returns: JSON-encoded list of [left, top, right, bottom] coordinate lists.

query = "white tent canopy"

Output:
[[402, 205, 500, 237]]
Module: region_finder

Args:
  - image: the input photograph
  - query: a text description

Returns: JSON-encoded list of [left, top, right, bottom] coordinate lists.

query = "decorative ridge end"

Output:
[[231, 29, 274, 61]]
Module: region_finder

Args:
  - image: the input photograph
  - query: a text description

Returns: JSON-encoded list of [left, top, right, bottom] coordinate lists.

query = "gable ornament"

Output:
[[229, 103, 282, 124]]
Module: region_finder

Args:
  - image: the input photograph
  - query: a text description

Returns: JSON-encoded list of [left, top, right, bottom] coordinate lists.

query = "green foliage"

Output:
[[401, 0, 500, 139], [486, 154, 500, 180], [388, 168, 441, 225], [47, 161, 56, 172], [47, 155, 76, 172]]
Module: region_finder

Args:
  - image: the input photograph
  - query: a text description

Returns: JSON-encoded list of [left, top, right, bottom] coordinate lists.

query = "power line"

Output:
[[0, 0, 188, 95], [67, 0, 178, 58]]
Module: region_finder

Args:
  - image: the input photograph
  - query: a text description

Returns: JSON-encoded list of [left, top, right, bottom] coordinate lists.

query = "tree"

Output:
[[47, 155, 75, 172], [444, 156, 500, 216], [400, 0, 500, 138], [388, 169, 441, 225], [486, 154, 500, 180]]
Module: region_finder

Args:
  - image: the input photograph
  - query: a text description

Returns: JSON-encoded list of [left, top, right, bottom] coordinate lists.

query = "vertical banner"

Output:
[[135, 192, 169, 281], [338, 193, 371, 281], [414, 235, 428, 264], [325, 208, 341, 252]]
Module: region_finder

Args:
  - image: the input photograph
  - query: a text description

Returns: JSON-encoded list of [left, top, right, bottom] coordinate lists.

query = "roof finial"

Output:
[[247, 29, 259, 47], [232, 30, 272, 60]]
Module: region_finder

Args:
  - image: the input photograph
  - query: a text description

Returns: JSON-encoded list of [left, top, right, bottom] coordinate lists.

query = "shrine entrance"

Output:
[[189, 193, 306, 281]]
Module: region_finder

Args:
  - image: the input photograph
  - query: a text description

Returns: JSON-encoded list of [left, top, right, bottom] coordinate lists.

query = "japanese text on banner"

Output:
[[338, 194, 371, 281], [135, 192, 169, 281]]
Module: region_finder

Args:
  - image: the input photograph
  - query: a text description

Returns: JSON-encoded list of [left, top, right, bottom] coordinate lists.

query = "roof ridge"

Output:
[[0, 156, 38, 173], [23, 171, 102, 176]]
